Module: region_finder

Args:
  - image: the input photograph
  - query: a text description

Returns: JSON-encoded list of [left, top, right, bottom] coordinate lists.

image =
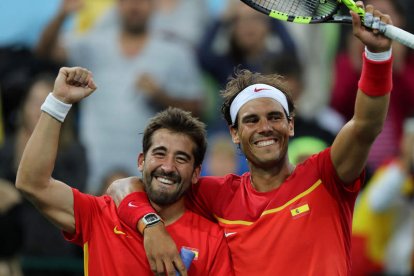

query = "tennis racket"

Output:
[[239, 0, 414, 49]]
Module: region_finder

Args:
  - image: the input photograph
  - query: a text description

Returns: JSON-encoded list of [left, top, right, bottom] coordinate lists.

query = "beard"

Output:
[[144, 169, 185, 206]]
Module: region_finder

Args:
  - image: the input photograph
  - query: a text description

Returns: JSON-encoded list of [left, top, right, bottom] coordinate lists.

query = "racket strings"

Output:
[[251, 0, 318, 15], [250, 0, 337, 17]]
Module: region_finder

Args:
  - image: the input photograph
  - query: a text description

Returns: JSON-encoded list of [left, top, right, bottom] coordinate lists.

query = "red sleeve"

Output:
[[117, 192, 156, 232], [316, 148, 363, 199], [63, 188, 99, 245]]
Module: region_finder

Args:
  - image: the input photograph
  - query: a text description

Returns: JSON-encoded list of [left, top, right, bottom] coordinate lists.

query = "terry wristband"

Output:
[[117, 192, 156, 234], [358, 47, 393, 97], [40, 93, 72, 122]]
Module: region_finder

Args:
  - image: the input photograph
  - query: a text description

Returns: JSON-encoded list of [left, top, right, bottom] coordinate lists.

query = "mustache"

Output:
[[152, 169, 181, 183]]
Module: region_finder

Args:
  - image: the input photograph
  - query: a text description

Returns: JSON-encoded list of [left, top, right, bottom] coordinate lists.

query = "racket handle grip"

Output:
[[175, 248, 196, 276], [383, 25, 414, 50]]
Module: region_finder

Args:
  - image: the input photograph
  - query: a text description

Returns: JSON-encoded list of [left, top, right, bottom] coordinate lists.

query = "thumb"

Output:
[[84, 77, 98, 97], [350, 11, 362, 29]]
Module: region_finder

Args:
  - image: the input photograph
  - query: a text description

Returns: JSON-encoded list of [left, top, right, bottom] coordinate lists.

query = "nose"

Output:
[[160, 155, 176, 173], [257, 118, 272, 134]]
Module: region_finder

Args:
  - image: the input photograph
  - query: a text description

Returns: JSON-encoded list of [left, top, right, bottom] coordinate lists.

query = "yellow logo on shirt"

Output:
[[113, 225, 126, 235]]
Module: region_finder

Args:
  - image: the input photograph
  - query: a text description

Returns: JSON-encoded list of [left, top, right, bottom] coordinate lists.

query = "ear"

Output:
[[191, 165, 201, 185], [288, 117, 294, 137], [229, 125, 240, 144], [137, 153, 145, 172]]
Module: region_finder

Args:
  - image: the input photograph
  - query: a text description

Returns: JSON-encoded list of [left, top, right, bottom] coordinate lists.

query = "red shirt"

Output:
[[65, 189, 233, 276], [186, 148, 362, 276]]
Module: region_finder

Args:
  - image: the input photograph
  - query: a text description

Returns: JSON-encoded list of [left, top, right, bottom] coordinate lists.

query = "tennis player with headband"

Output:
[[109, 2, 394, 275]]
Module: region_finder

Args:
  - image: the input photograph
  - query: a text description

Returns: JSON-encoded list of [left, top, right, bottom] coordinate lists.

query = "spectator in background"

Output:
[[351, 117, 414, 276], [99, 168, 129, 195], [197, 0, 296, 133], [270, 55, 343, 147], [201, 133, 241, 176], [35, 0, 204, 194], [329, 0, 414, 175], [0, 73, 86, 276], [198, 0, 296, 89]]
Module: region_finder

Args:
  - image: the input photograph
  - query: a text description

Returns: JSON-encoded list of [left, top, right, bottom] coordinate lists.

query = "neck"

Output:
[[120, 31, 147, 57], [249, 160, 295, 193], [150, 198, 186, 225]]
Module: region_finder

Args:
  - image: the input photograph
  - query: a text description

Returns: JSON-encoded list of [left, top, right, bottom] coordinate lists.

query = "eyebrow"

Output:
[[152, 146, 192, 160], [241, 111, 284, 121]]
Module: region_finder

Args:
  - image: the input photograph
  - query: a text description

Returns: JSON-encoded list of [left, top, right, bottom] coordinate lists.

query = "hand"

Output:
[[351, 2, 393, 53], [143, 223, 187, 276], [106, 177, 145, 207], [52, 67, 97, 104]]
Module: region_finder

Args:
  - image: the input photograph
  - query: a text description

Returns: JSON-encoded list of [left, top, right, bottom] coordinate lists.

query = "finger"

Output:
[[77, 69, 89, 85], [87, 76, 97, 91], [154, 259, 165, 276], [173, 257, 187, 276], [163, 260, 176, 276], [365, 4, 374, 15], [148, 258, 158, 276], [350, 11, 361, 32], [66, 68, 77, 83]]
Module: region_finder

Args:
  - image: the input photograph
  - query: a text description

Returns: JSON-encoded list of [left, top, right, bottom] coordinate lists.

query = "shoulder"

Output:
[[198, 173, 245, 188]]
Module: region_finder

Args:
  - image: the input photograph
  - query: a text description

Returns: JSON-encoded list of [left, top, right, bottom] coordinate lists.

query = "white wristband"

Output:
[[40, 93, 72, 123], [365, 46, 392, 62]]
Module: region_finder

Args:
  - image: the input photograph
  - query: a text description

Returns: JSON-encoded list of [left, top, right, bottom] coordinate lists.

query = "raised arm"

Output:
[[331, 3, 393, 183], [35, 0, 83, 62], [15, 67, 96, 233]]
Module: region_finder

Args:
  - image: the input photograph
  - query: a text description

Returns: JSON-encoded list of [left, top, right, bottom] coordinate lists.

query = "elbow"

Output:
[[15, 169, 31, 194]]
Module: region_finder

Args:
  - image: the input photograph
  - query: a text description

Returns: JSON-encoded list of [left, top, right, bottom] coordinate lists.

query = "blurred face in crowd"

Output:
[[118, 0, 153, 34], [139, 129, 200, 206], [22, 80, 52, 132], [232, 4, 270, 53]]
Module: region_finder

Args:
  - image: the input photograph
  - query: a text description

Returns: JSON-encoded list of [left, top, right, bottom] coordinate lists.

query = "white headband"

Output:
[[229, 84, 289, 124]]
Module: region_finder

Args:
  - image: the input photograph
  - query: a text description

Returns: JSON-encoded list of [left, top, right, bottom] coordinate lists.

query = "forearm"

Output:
[[353, 49, 393, 141], [16, 113, 61, 196], [332, 49, 392, 182], [35, 11, 67, 60]]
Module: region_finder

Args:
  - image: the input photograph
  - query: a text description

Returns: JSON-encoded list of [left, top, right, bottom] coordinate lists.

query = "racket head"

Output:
[[240, 0, 340, 24]]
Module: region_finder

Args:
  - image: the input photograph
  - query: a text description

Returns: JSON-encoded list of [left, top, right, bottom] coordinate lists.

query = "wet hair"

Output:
[[142, 107, 207, 167], [220, 69, 296, 128]]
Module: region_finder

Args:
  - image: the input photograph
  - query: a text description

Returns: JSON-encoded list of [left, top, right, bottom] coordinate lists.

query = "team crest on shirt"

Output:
[[182, 246, 199, 260]]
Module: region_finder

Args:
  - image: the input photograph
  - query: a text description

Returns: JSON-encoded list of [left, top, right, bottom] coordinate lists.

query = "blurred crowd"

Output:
[[0, 0, 413, 275]]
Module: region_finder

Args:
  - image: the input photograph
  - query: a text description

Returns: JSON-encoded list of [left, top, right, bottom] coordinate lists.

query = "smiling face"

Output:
[[139, 129, 200, 206], [230, 98, 294, 169]]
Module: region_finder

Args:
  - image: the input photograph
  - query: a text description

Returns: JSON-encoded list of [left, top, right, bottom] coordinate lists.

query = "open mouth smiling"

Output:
[[254, 139, 277, 147]]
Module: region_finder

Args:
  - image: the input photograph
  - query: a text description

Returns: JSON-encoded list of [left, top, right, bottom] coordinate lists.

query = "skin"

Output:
[[108, 2, 394, 274], [15, 67, 194, 276]]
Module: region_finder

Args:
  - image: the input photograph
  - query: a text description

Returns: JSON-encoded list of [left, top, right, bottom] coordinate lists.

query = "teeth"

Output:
[[256, 140, 275, 147], [157, 177, 174, 184]]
